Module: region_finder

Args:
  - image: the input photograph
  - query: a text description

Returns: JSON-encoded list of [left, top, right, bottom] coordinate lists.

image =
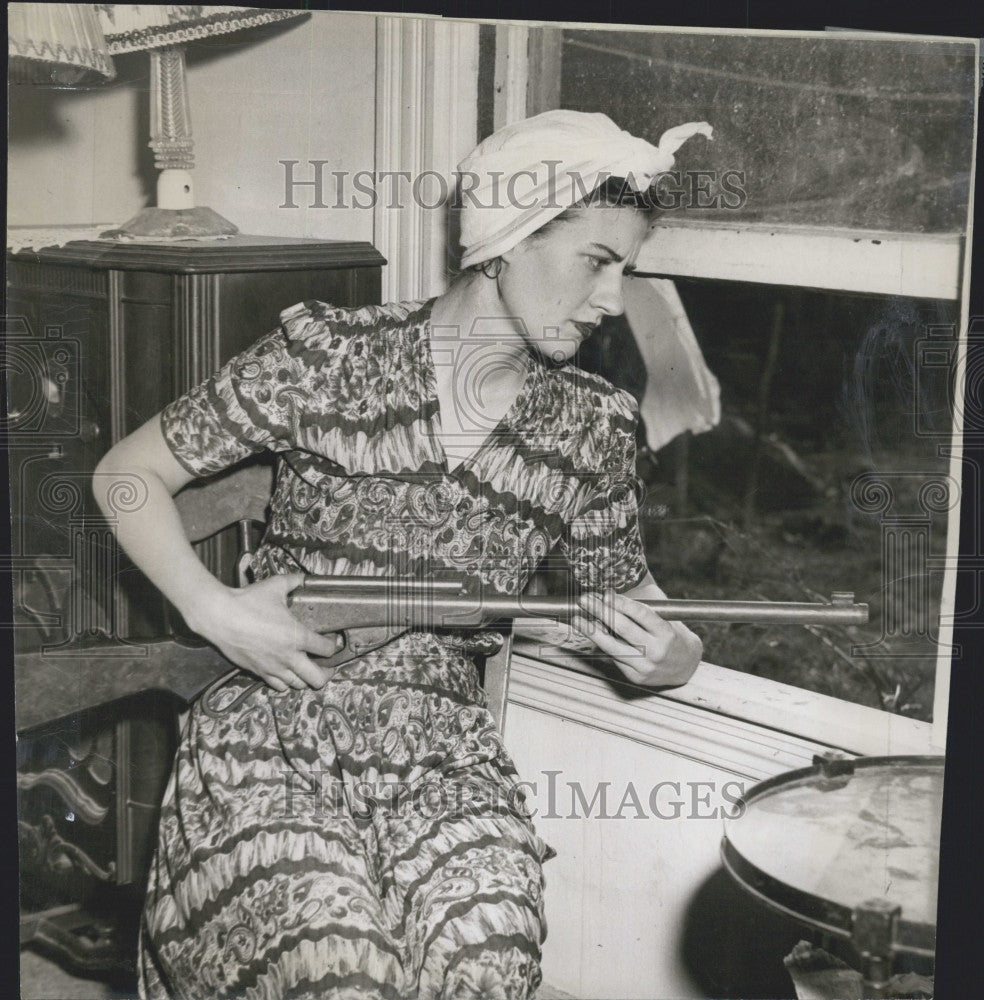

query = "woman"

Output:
[[94, 110, 709, 999]]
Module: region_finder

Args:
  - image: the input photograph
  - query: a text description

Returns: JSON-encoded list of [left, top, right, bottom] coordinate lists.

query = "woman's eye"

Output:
[[586, 256, 606, 271]]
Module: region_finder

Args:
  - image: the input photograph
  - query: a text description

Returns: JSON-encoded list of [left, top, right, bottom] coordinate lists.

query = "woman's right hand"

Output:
[[184, 572, 343, 693]]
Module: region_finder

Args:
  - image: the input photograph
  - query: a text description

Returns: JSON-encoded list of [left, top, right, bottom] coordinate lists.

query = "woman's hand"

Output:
[[184, 572, 342, 693], [572, 590, 703, 688]]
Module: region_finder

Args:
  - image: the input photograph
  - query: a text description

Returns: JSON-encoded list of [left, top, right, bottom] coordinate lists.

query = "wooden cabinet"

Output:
[[8, 235, 384, 976]]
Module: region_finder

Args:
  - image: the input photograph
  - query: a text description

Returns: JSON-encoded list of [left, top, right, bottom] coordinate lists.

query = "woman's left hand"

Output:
[[572, 590, 703, 688]]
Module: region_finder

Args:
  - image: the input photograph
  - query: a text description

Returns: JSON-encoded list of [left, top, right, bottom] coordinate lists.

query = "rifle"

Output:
[[15, 576, 867, 733]]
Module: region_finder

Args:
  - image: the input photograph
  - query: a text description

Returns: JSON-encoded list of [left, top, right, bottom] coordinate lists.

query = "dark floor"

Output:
[[20, 949, 127, 1000]]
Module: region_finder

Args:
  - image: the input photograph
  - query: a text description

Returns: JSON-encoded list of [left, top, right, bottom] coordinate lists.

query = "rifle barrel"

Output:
[[290, 579, 869, 627]]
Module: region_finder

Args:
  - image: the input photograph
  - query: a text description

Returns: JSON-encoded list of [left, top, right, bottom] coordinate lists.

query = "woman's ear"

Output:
[[478, 255, 504, 279]]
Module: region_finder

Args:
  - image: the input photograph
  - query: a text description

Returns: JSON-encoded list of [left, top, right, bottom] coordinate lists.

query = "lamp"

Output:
[[8, 2, 115, 86], [95, 5, 310, 240]]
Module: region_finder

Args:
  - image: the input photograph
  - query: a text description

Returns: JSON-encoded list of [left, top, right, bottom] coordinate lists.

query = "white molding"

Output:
[[507, 642, 937, 775], [637, 220, 963, 300], [373, 17, 407, 305], [374, 17, 479, 302], [492, 23, 529, 130], [507, 654, 828, 781]]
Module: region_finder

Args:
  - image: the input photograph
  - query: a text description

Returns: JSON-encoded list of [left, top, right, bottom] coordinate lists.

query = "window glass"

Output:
[[561, 29, 976, 231]]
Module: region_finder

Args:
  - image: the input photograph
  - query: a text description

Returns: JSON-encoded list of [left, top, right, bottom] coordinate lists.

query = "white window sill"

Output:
[[636, 219, 962, 300], [508, 638, 939, 781]]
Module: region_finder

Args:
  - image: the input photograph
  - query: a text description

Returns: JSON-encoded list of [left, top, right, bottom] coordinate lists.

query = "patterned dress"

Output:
[[140, 299, 648, 999]]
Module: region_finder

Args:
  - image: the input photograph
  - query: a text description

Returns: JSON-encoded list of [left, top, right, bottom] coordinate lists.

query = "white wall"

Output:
[[7, 11, 377, 242], [8, 74, 144, 226], [506, 706, 733, 999]]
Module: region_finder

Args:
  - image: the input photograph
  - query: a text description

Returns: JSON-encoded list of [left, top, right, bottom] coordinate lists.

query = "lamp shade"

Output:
[[96, 5, 309, 54], [9, 3, 116, 85]]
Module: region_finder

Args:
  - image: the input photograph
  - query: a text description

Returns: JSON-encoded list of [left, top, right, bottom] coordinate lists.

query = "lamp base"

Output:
[[101, 206, 238, 241]]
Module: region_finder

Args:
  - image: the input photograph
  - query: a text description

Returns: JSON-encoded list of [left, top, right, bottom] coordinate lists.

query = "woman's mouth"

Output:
[[571, 320, 598, 340]]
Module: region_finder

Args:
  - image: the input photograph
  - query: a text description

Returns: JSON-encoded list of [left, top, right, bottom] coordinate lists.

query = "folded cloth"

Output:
[[784, 941, 865, 1000], [623, 276, 721, 452], [457, 110, 711, 268], [784, 941, 934, 1000], [6, 224, 235, 251], [6, 224, 119, 252]]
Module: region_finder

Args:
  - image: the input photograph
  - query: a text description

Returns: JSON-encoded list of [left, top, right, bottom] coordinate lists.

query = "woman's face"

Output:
[[498, 204, 649, 363]]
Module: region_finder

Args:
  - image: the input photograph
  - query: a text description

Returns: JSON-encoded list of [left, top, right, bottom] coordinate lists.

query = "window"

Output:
[[516, 25, 977, 729]]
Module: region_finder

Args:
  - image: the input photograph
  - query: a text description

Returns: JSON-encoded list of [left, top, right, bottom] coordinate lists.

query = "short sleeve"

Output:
[[559, 390, 649, 593], [160, 326, 305, 478]]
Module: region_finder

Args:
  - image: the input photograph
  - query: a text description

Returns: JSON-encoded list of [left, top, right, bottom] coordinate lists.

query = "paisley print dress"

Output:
[[139, 299, 648, 999]]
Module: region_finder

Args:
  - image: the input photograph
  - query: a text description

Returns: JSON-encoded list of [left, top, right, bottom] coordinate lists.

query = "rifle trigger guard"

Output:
[[315, 625, 409, 669]]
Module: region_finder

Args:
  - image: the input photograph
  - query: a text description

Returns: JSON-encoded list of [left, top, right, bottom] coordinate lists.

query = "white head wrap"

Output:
[[457, 110, 712, 269]]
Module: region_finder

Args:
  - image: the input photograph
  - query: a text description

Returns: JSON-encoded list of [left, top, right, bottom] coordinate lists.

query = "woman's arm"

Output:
[[572, 572, 703, 688], [92, 416, 339, 691]]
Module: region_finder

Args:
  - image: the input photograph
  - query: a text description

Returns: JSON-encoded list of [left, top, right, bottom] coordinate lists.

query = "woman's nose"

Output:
[[589, 270, 627, 317]]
